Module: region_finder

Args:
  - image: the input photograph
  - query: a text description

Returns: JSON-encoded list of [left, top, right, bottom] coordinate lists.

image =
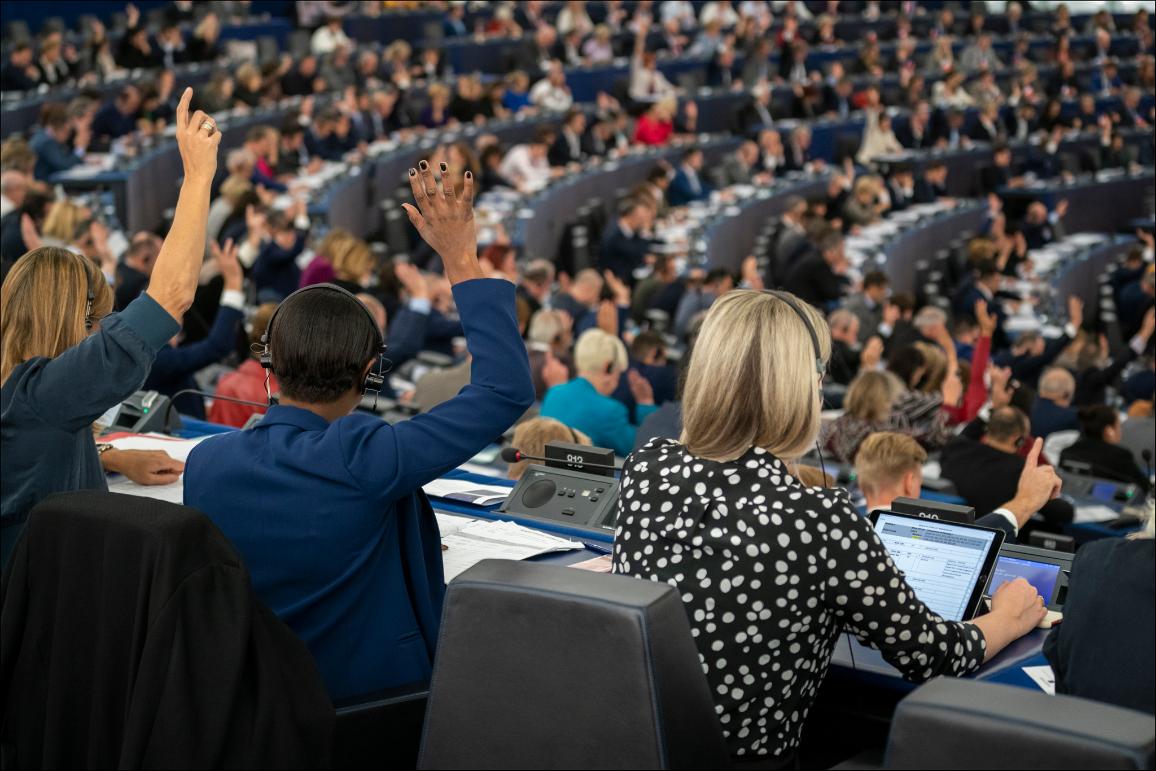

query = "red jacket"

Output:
[[208, 359, 277, 428]]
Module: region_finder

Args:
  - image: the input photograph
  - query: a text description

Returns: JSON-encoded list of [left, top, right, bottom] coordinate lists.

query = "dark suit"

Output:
[[828, 339, 861, 386], [732, 100, 775, 135], [547, 130, 583, 167], [667, 167, 711, 207], [1059, 438, 1151, 492], [1030, 396, 1080, 438], [896, 122, 935, 150], [598, 221, 652, 285], [912, 177, 945, 204], [979, 163, 1013, 196], [1044, 538, 1155, 715], [782, 253, 846, 309], [940, 435, 1074, 529], [29, 130, 82, 181]]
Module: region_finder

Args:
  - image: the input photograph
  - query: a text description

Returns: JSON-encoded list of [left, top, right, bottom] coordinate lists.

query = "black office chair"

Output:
[[883, 678, 1155, 769], [418, 560, 730, 770], [333, 682, 429, 770]]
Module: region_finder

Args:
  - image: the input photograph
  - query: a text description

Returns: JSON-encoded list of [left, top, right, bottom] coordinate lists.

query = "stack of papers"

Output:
[[440, 519, 584, 582], [423, 478, 511, 506]]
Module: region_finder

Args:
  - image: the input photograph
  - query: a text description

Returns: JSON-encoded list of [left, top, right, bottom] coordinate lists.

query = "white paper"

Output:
[[1023, 665, 1056, 695], [107, 475, 185, 504], [439, 519, 583, 582], [435, 512, 475, 537], [1074, 504, 1119, 524], [107, 434, 209, 463], [423, 478, 511, 506]]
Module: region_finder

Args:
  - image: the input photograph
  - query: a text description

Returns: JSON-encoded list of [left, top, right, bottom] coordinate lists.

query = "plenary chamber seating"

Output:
[[418, 560, 730, 770]]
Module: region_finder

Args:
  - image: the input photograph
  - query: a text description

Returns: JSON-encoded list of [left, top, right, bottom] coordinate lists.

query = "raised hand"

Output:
[[861, 336, 884, 369], [211, 238, 242, 290], [989, 365, 1014, 409], [974, 298, 997, 337], [174, 87, 220, 184], [402, 159, 483, 284], [394, 261, 430, 300], [1066, 295, 1084, 331], [1006, 438, 1062, 527], [628, 369, 654, 405]]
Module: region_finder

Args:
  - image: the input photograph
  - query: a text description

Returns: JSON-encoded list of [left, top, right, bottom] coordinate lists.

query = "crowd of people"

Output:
[[2, 1, 1155, 766]]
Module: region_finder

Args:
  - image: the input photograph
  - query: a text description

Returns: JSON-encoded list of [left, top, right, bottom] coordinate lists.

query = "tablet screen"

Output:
[[872, 512, 1000, 621], [989, 556, 1062, 605]]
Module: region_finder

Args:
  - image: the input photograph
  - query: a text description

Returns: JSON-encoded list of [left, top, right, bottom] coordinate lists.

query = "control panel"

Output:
[[499, 464, 619, 535]]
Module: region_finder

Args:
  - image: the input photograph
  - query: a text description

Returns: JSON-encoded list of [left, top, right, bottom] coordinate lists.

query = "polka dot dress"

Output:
[[611, 439, 986, 760]]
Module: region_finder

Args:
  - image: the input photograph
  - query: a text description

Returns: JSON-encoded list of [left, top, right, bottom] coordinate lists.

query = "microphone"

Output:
[[500, 446, 620, 472], [164, 389, 274, 428]]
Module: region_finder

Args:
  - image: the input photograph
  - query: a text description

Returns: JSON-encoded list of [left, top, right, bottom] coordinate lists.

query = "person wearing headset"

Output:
[[182, 160, 535, 703], [1, 89, 219, 568], [611, 289, 1048, 766]]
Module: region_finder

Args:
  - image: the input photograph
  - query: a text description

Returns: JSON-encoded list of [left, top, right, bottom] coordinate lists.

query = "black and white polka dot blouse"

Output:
[[611, 438, 986, 760]]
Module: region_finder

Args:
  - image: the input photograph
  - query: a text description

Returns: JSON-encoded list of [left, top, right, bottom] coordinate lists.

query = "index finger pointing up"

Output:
[[1025, 437, 1042, 470], [176, 87, 192, 129]]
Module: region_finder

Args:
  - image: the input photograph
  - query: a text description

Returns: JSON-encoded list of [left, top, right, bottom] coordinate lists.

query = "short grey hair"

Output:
[[913, 306, 947, 331]]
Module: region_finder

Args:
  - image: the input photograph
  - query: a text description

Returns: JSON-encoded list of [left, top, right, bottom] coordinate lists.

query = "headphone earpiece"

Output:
[[764, 290, 824, 378]]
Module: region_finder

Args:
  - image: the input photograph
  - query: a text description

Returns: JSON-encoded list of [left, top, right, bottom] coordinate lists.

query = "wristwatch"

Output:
[[96, 443, 114, 456]]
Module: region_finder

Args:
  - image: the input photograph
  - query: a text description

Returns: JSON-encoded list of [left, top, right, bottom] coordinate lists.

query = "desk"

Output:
[[1000, 171, 1156, 237]]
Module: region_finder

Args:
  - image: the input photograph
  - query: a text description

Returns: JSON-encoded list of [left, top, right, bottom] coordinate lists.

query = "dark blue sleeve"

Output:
[[251, 168, 288, 194], [7, 293, 180, 432], [259, 233, 306, 265], [40, 139, 83, 176], [425, 310, 464, 341], [974, 512, 1017, 544], [145, 306, 243, 384], [386, 306, 430, 367], [337, 279, 535, 499]]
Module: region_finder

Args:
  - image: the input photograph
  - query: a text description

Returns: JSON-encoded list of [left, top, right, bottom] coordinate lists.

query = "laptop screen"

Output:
[[989, 556, 1063, 605], [873, 512, 1000, 621]]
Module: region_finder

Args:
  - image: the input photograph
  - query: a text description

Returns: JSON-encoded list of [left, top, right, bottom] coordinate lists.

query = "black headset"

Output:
[[763, 290, 824, 377], [259, 283, 388, 403]]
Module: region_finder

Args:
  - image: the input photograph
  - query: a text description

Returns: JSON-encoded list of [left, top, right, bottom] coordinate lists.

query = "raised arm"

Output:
[[402, 160, 484, 285], [145, 88, 220, 320]]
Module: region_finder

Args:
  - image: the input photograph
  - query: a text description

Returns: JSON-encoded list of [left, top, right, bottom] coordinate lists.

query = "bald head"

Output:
[[1038, 367, 1075, 406]]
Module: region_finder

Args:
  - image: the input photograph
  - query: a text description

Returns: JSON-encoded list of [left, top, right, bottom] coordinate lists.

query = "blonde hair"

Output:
[[914, 342, 947, 393], [680, 290, 831, 462], [331, 236, 373, 282], [41, 200, 88, 244], [2, 247, 114, 384], [574, 328, 627, 374], [845, 370, 903, 423], [218, 175, 253, 205], [528, 309, 570, 347], [507, 418, 591, 480], [854, 432, 927, 499]]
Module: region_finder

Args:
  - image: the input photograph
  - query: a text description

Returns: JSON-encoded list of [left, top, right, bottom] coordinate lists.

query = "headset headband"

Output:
[[260, 283, 388, 400], [764, 290, 824, 378]]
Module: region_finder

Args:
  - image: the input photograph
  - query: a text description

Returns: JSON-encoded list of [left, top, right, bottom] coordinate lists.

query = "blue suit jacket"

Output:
[[540, 377, 657, 457], [144, 305, 242, 419], [30, 130, 82, 181], [1030, 396, 1079, 438], [666, 168, 711, 207], [183, 279, 534, 701]]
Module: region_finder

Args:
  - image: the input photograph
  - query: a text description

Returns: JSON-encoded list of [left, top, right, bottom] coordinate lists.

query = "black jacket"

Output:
[[939, 435, 1074, 527], [782, 252, 846, 309], [1044, 538, 1154, 715], [1059, 437, 1151, 492], [0, 491, 333, 768]]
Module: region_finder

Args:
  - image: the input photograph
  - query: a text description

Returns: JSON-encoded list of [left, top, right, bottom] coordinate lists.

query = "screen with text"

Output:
[[874, 513, 998, 621], [990, 556, 1062, 605]]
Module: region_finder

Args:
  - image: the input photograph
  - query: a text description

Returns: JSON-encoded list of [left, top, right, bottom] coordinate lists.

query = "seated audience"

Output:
[[598, 197, 656, 286]]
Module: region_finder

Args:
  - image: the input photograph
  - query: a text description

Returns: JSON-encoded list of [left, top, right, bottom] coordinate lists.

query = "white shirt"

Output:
[[0, 195, 15, 219], [311, 26, 351, 56], [499, 145, 551, 192], [529, 79, 574, 112]]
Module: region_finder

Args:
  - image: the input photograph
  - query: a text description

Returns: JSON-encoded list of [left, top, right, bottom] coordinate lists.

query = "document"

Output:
[[435, 512, 475, 537], [1023, 665, 1056, 695], [423, 478, 511, 506], [107, 475, 184, 504], [1073, 504, 1119, 524], [440, 519, 583, 582], [105, 433, 209, 463]]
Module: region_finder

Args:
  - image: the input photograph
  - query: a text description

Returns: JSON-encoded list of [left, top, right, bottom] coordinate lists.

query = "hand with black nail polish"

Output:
[[401, 158, 483, 284]]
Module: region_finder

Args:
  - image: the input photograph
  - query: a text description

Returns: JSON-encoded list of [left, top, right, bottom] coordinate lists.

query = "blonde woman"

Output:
[[330, 236, 374, 293], [506, 417, 591, 480], [612, 289, 1046, 765], [0, 89, 220, 566], [540, 328, 655, 456], [821, 369, 909, 464]]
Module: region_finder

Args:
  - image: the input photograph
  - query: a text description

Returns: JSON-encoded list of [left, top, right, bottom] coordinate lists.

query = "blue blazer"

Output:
[[29, 131, 82, 181], [183, 279, 534, 701], [1030, 396, 1079, 439], [144, 305, 243, 419], [666, 168, 711, 207], [540, 377, 657, 457]]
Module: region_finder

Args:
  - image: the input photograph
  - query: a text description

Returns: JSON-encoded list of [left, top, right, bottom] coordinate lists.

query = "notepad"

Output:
[[439, 519, 583, 582], [423, 478, 511, 506]]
